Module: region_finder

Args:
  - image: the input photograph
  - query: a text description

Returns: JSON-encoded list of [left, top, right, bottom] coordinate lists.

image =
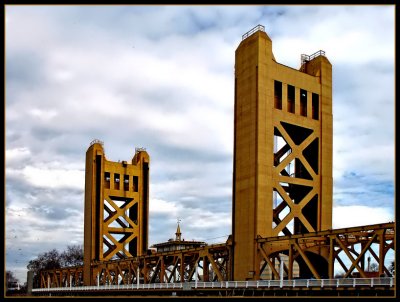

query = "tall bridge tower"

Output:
[[232, 25, 333, 280], [83, 140, 150, 285]]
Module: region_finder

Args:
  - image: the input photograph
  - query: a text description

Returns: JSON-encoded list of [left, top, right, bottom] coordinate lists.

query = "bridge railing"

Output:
[[32, 277, 394, 293]]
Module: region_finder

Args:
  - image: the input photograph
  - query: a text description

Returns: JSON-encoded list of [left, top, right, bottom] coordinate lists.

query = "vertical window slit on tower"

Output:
[[114, 173, 120, 190], [287, 85, 295, 113], [104, 172, 110, 189], [124, 175, 129, 191], [132, 176, 138, 192], [312, 93, 319, 120], [300, 89, 307, 116], [274, 80, 282, 109]]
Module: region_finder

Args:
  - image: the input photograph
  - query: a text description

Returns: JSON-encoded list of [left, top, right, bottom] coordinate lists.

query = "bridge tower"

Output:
[[83, 140, 150, 285], [232, 25, 333, 280]]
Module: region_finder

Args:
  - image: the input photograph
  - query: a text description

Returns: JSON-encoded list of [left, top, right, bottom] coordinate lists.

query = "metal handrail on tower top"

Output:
[[300, 50, 326, 72], [242, 24, 265, 40], [135, 147, 146, 153], [90, 139, 104, 146]]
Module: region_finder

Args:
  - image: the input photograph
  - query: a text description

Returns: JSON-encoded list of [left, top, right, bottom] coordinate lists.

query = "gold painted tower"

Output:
[[232, 25, 333, 280], [83, 140, 150, 285]]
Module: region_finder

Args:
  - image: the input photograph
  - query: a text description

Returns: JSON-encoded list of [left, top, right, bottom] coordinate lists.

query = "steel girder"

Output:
[[38, 223, 394, 288], [256, 222, 394, 280], [40, 266, 84, 289], [39, 243, 232, 288]]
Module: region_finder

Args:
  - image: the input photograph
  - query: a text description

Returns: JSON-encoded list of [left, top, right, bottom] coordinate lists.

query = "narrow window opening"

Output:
[[312, 93, 319, 120], [132, 176, 138, 192], [274, 80, 282, 109], [104, 172, 110, 189], [287, 85, 295, 113], [114, 173, 120, 190], [124, 175, 129, 191], [300, 89, 307, 117]]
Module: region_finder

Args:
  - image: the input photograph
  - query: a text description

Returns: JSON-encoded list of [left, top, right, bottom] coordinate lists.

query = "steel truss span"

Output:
[[256, 222, 395, 280], [38, 222, 394, 296], [39, 242, 232, 288]]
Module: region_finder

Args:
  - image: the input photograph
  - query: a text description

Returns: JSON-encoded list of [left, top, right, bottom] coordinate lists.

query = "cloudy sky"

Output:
[[5, 5, 395, 283]]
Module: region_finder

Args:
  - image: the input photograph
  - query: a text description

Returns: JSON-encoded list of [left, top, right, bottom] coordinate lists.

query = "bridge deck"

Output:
[[33, 277, 395, 296]]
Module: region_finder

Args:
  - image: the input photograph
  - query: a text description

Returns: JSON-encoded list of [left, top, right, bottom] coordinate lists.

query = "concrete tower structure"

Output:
[[232, 25, 333, 280], [83, 140, 150, 285]]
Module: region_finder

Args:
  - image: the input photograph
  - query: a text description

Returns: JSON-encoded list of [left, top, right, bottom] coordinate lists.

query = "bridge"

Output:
[[32, 222, 395, 296], [28, 25, 395, 297]]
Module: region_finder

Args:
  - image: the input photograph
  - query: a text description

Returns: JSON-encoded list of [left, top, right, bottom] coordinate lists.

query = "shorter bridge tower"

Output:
[[83, 140, 150, 285]]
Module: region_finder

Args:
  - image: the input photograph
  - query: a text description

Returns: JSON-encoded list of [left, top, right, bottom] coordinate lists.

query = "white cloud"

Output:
[[5, 147, 31, 162], [7, 165, 84, 190], [29, 108, 58, 120], [333, 205, 393, 229], [149, 198, 179, 216], [271, 6, 394, 67]]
